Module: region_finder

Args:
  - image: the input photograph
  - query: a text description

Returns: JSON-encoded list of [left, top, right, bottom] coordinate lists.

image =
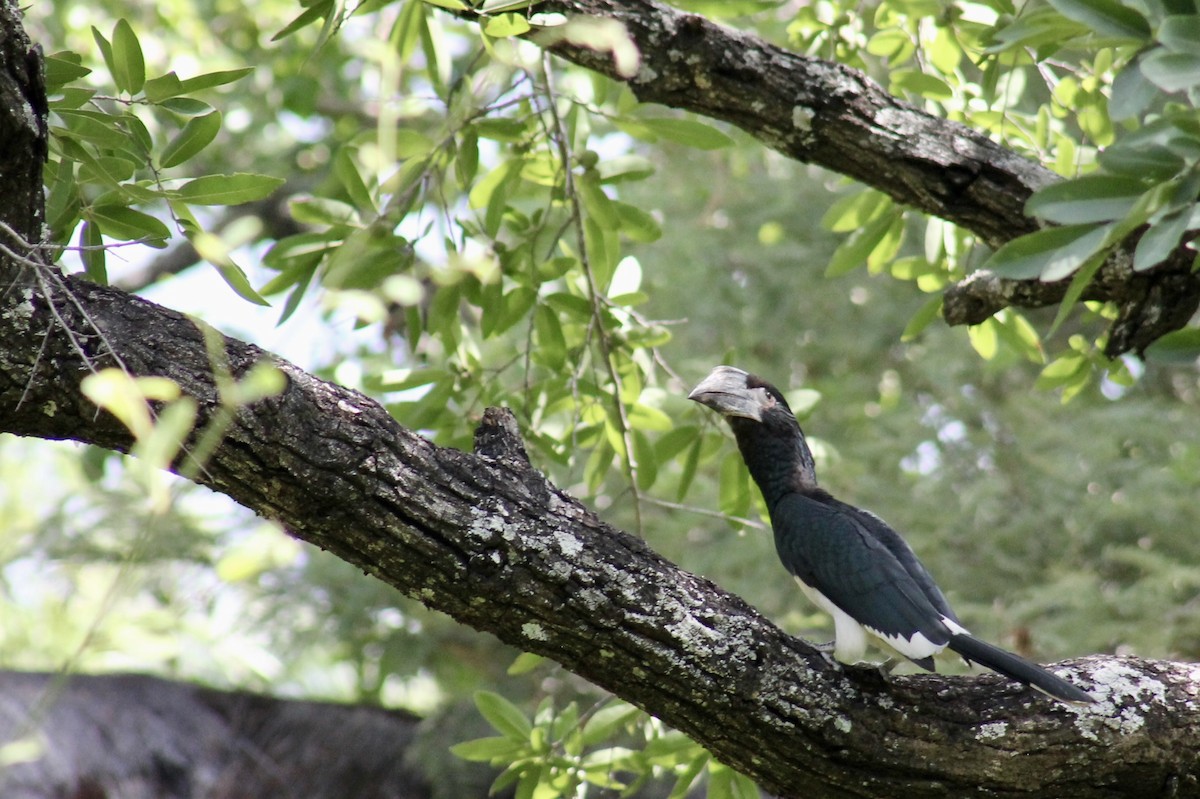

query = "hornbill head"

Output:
[[687, 365, 791, 422]]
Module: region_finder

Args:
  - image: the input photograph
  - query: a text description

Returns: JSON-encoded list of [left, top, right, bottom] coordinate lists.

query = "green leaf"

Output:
[[825, 211, 896, 277], [474, 691, 533, 742], [44, 54, 91, 91], [1139, 50, 1200, 92], [176, 173, 285, 205], [49, 87, 97, 111], [676, 437, 701, 501], [191, 231, 271, 305], [89, 205, 170, 247], [80, 220, 106, 284], [469, 159, 520, 214], [901, 296, 943, 341], [54, 109, 130, 148], [597, 155, 655, 184], [1158, 15, 1200, 53], [822, 190, 890, 232], [1046, 252, 1105, 337], [1109, 56, 1159, 121], [984, 7, 1088, 53], [454, 129, 480, 188], [110, 19, 145, 94], [984, 223, 1110, 280], [142, 72, 183, 102], [584, 216, 618, 289], [174, 68, 255, 94], [544, 292, 592, 321], [867, 28, 916, 62], [322, 228, 410, 290], [159, 97, 214, 116], [473, 118, 529, 142], [334, 148, 376, 213], [482, 285, 536, 337], [968, 318, 999, 360], [1046, 0, 1150, 40], [288, 196, 360, 228], [160, 111, 222, 169], [90, 27, 115, 86], [718, 453, 750, 518], [45, 158, 81, 247], [707, 763, 734, 799], [1025, 175, 1146, 224], [633, 430, 657, 490], [368, 368, 448, 393], [585, 439, 614, 492], [994, 309, 1045, 363], [628, 403, 672, 432], [534, 305, 567, 370], [506, 652, 544, 675], [636, 117, 733, 150], [613, 201, 662, 242], [1143, 327, 1200, 364], [1035, 353, 1088, 390], [579, 173, 619, 230], [729, 770, 759, 799], [535, 255, 577, 282], [667, 751, 708, 799], [866, 216, 904, 273], [1098, 143, 1185, 180], [82, 370, 182, 441], [890, 70, 953, 100], [580, 702, 641, 747], [483, 13, 532, 37], [1133, 209, 1191, 271], [145, 68, 254, 102], [450, 736, 525, 763], [272, 0, 334, 41], [263, 232, 341, 268]]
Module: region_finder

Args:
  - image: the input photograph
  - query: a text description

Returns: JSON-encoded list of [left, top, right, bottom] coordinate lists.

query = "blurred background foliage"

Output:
[[8, 0, 1200, 795]]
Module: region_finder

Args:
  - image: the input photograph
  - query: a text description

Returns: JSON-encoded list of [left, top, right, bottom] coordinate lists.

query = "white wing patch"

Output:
[[793, 577, 969, 664], [865, 626, 944, 661]]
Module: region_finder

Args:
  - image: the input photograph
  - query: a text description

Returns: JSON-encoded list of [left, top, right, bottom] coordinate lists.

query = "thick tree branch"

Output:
[[1, 262, 1199, 797], [518, 0, 1200, 355], [0, 0, 46, 244]]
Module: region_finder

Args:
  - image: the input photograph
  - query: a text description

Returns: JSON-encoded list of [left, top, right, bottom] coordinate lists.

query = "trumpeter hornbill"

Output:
[[689, 365, 1094, 704]]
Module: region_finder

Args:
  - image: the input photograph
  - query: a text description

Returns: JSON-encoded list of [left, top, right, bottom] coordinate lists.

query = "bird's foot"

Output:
[[877, 657, 901, 675], [809, 640, 842, 670]]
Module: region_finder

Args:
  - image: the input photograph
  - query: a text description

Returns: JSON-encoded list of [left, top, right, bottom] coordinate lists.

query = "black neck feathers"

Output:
[[728, 408, 818, 509]]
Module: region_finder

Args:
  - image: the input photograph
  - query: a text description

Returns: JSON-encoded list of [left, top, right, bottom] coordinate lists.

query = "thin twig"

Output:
[[639, 495, 766, 531], [538, 52, 644, 535]]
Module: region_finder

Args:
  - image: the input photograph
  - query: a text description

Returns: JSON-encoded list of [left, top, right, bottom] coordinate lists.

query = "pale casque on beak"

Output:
[[687, 365, 766, 422]]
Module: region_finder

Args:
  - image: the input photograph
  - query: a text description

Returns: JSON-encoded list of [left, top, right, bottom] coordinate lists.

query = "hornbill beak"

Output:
[[688, 365, 764, 422]]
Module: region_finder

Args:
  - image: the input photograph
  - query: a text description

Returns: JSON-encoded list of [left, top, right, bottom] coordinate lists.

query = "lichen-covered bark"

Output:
[[0, 0, 47, 243], [2, 265, 1200, 798], [518, 0, 1200, 355]]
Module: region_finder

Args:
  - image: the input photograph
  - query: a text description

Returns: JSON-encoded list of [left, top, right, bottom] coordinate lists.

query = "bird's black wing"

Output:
[[770, 491, 957, 660], [827, 497, 963, 626]]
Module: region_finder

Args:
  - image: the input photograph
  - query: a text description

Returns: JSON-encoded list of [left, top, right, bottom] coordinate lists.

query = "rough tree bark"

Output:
[[4, 3, 1200, 798]]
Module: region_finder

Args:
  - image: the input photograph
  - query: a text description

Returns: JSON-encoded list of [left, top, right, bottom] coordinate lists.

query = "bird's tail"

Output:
[[948, 634, 1094, 704]]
